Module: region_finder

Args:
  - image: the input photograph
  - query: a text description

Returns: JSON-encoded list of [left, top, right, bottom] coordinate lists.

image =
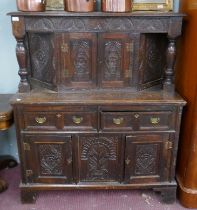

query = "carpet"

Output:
[[0, 166, 191, 210]]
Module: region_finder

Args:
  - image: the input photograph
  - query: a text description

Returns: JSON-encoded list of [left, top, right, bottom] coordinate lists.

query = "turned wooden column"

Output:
[[164, 17, 183, 92], [176, 1, 197, 208], [163, 38, 176, 91], [11, 16, 30, 93]]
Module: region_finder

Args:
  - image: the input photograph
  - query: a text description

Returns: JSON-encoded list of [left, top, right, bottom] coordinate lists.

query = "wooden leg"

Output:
[[0, 178, 8, 193], [21, 189, 37, 204], [153, 186, 177, 204]]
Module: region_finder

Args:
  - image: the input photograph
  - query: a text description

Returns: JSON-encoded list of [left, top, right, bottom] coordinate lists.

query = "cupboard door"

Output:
[[28, 33, 57, 90], [98, 33, 133, 88], [125, 134, 172, 184], [138, 34, 167, 90], [22, 134, 73, 184], [56, 33, 97, 88], [78, 135, 123, 182]]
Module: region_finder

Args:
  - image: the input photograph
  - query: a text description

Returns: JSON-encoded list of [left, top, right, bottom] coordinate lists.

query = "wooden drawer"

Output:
[[101, 112, 134, 131], [136, 111, 174, 131], [63, 112, 97, 130], [24, 112, 57, 130], [100, 111, 174, 131], [24, 111, 97, 131]]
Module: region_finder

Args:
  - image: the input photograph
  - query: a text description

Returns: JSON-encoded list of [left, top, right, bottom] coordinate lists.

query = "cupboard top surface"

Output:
[[8, 11, 185, 17], [10, 89, 186, 105]]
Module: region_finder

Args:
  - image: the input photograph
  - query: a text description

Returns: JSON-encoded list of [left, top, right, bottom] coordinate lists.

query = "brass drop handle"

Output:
[[113, 117, 124, 125], [150, 117, 160, 124], [72, 116, 83, 124], [125, 157, 131, 165], [35, 117, 46, 124]]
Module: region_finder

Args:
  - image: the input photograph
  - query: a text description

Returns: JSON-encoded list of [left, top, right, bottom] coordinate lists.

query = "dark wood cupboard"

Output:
[[9, 11, 186, 204]]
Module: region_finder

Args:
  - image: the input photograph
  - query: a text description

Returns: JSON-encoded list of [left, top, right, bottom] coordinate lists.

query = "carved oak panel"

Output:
[[78, 135, 122, 182], [23, 134, 73, 184], [56, 33, 97, 88], [28, 33, 57, 89], [125, 134, 170, 184], [99, 33, 133, 88], [138, 34, 167, 90]]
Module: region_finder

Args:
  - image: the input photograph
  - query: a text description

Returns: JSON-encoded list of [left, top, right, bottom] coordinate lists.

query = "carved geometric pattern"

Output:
[[135, 144, 157, 175], [29, 33, 55, 84], [71, 40, 90, 81], [39, 144, 63, 176], [25, 17, 169, 33], [104, 41, 121, 80], [81, 136, 118, 180]]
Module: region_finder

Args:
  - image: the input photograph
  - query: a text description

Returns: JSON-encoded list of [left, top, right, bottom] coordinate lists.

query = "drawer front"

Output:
[[101, 112, 134, 131], [24, 112, 57, 130], [137, 111, 174, 131], [24, 111, 97, 131], [63, 112, 97, 130], [100, 111, 174, 131]]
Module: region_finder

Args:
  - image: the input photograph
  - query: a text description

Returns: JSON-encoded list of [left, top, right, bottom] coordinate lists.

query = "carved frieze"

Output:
[[25, 17, 169, 33]]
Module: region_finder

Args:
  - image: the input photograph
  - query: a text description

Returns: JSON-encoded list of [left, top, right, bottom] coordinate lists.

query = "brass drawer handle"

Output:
[[72, 116, 83, 124], [113, 117, 124, 125], [150, 117, 160, 124], [35, 117, 46, 124]]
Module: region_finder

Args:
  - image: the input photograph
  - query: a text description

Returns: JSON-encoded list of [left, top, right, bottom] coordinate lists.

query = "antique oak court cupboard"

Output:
[[8, 11, 186, 203]]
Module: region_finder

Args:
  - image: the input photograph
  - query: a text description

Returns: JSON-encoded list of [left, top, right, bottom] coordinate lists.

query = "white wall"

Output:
[[0, 0, 18, 93]]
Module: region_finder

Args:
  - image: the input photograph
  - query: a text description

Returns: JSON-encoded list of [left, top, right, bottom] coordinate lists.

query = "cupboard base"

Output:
[[20, 182, 177, 204]]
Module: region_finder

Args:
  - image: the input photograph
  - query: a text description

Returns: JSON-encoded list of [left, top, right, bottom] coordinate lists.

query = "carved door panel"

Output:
[[78, 134, 123, 182], [22, 134, 73, 184], [138, 34, 167, 90], [98, 33, 133, 88], [56, 33, 97, 89], [124, 134, 172, 184], [28, 33, 57, 90]]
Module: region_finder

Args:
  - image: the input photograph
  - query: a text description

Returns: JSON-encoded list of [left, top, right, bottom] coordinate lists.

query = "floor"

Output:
[[0, 166, 191, 210]]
